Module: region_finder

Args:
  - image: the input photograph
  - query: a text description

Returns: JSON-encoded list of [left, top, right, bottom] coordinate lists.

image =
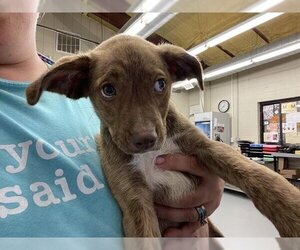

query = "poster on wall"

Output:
[[282, 102, 297, 113], [215, 124, 225, 132], [286, 112, 300, 124], [263, 132, 279, 143], [266, 123, 279, 132], [262, 104, 280, 138], [285, 132, 300, 144], [263, 105, 274, 119], [282, 123, 297, 133], [263, 104, 279, 119]]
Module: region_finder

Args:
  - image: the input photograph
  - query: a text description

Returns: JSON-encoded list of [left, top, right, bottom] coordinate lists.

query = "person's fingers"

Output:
[[163, 222, 207, 237], [155, 153, 209, 177], [155, 189, 206, 208], [155, 200, 216, 222], [154, 153, 225, 220], [155, 204, 199, 222], [191, 223, 210, 237]]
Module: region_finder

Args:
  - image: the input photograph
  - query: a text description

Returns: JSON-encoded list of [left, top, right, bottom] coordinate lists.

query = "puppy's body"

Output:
[[26, 34, 300, 238]]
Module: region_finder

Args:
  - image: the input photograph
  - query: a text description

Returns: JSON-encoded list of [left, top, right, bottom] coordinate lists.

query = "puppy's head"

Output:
[[27, 35, 203, 154]]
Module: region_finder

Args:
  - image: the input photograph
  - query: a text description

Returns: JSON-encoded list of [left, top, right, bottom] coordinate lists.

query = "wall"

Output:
[[36, 13, 190, 117], [200, 54, 300, 143], [36, 13, 116, 61], [171, 91, 190, 118], [189, 88, 205, 120]]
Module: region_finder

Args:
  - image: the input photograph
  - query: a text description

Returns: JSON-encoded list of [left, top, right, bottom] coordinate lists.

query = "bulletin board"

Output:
[[282, 101, 300, 144], [260, 97, 300, 145]]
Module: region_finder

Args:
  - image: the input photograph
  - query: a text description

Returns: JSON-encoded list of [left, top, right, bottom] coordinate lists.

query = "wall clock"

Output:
[[218, 100, 230, 113]]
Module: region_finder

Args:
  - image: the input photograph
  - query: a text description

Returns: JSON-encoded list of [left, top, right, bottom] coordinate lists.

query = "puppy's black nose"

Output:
[[132, 133, 157, 152]]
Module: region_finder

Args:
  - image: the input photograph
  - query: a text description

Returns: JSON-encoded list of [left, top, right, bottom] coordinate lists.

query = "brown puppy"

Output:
[[26, 35, 300, 237]]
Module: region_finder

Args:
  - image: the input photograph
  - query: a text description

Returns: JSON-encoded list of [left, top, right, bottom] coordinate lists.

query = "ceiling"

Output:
[[90, 12, 300, 70], [36, 0, 300, 12]]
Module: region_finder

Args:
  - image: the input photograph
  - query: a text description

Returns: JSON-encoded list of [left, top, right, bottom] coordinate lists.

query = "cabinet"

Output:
[[194, 112, 231, 144]]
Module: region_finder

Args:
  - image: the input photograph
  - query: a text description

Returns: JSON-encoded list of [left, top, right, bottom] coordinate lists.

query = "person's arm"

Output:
[[154, 153, 225, 237]]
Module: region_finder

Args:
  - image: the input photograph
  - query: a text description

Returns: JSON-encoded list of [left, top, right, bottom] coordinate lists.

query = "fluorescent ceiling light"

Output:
[[188, 13, 283, 56], [183, 82, 194, 90], [188, 45, 208, 56], [204, 41, 300, 81], [123, 13, 161, 36], [172, 78, 198, 90], [252, 42, 300, 62], [122, 11, 176, 38], [207, 13, 283, 47], [130, 0, 178, 12], [244, 0, 285, 12], [204, 60, 253, 80], [123, 13, 176, 38], [124, 0, 178, 37], [174, 41, 300, 85]]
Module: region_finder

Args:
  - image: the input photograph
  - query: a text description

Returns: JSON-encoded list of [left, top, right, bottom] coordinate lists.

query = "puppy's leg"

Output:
[[182, 136, 300, 237], [95, 134, 161, 238], [167, 105, 300, 237]]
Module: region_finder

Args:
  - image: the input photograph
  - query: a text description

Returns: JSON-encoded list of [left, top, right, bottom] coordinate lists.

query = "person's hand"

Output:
[[154, 153, 225, 237]]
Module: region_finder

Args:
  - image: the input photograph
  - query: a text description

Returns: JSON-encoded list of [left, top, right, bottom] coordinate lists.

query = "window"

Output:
[[260, 97, 300, 145], [56, 32, 80, 54]]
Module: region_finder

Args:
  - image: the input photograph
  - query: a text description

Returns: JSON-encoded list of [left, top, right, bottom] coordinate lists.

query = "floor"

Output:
[[210, 189, 280, 237]]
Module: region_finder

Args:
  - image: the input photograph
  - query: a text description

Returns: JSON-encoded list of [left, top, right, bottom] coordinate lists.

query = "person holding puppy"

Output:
[[0, 3, 224, 237]]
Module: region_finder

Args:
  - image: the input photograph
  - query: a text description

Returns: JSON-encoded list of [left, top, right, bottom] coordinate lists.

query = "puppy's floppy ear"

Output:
[[26, 55, 91, 105], [158, 44, 204, 90]]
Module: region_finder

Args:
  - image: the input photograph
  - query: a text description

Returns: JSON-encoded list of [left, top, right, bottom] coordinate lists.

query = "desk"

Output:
[[272, 153, 300, 179]]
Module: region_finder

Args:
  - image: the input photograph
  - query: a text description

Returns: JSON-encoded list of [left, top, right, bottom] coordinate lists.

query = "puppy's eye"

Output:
[[101, 84, 116, 98], [154, 79, 166, 93]]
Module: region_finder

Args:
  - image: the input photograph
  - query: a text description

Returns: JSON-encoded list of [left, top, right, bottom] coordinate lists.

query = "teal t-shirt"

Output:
[[0, 78, 123, 237]]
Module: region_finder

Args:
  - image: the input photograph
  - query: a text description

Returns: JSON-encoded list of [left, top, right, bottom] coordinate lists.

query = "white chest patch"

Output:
[[131, 137, 195, 201]]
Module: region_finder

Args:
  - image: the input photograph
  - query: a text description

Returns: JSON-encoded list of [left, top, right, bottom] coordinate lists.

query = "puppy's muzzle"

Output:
[[131, 130, 157, 152]]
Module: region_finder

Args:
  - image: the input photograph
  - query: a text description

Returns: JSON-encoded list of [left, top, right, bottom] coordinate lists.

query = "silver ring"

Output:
[[195, 205, 207, 225]]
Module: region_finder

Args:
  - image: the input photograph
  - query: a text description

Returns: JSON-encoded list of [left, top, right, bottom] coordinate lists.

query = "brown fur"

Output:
[[26, 35, 300, 238]]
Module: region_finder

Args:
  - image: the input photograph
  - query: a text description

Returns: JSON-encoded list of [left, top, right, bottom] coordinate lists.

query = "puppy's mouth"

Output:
[[112, 133, 164, 155], [121, 140, 163, 155], [129, 144, 161, 154]]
